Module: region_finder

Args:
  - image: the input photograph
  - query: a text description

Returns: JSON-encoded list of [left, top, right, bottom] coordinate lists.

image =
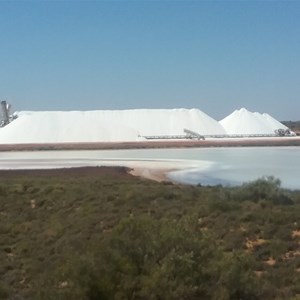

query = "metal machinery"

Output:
[[183, 128, 205, 140], [274, 128, 293, 137], [142, 128, 205, 140], [0, 100, 17, 127]]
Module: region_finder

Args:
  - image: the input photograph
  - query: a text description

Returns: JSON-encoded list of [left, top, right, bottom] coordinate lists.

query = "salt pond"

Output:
[[0, 147, 299, 190]]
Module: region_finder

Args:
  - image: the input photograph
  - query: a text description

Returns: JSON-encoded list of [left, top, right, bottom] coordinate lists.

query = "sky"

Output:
[[0, 1, 299, 120]]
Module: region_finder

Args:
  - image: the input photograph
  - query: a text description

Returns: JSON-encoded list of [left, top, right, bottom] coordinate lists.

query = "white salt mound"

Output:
[[0, 108, 226, 144], [219, 108, 289, 135]]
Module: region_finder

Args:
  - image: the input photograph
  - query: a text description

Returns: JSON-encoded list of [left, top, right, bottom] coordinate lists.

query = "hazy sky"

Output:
[[0, 1, 299, 120]]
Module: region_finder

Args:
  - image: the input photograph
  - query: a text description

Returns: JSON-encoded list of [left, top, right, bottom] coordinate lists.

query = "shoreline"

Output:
[[129, 167, 171, 182], [0, 165, 173, 183], [0, 137, 300, 184], [1, 137, 300, 151]]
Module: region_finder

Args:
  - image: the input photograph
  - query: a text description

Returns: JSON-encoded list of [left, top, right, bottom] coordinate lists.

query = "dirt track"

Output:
[[1, 137, 300, 152]]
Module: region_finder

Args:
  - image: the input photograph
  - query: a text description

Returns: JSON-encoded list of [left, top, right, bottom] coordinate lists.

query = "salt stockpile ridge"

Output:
[[220, 108, 289, 135], [0, 108, 226, 144]]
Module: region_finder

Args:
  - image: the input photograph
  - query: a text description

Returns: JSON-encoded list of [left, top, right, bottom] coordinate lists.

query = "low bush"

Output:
[[0, 171, 300, 299]]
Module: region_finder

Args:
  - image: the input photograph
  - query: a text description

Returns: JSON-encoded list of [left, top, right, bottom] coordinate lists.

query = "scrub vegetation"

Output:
[[1, 168, 300, 299], [282, 121, 300, 135]]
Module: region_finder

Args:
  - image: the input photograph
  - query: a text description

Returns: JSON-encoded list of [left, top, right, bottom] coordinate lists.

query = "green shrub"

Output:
[[1, 171, 300, 299], [0, 283, 9, 300], [234, 177, 293, 205]]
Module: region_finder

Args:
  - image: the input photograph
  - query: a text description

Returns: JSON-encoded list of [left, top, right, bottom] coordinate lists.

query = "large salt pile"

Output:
[[0, 108, 225, 144], [220, 108, 289, 135]]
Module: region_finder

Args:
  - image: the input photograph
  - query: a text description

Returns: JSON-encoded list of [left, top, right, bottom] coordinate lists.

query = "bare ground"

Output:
[[0, 165, 173, 183], [1, 137, 300, 152], [0, 166, 134, 179]]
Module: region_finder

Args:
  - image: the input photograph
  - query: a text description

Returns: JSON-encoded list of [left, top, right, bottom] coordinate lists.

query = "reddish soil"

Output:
[[1, 138, 300, 152], [0, 166, 134, 179]]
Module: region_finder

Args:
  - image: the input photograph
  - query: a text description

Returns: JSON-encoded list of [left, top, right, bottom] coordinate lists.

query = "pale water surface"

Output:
[[0, 147, 299, 190]]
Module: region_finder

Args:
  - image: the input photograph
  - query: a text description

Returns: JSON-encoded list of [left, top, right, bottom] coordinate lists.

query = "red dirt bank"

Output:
[[1, 138, 300, 152]]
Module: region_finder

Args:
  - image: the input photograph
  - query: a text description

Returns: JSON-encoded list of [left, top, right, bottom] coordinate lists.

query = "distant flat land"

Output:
[[1, 137, 300, 151]]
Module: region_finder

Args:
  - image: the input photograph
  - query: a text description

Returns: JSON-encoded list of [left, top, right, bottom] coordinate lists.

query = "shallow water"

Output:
[[167, 147, 300, 189], [0, 147, 299, 190]]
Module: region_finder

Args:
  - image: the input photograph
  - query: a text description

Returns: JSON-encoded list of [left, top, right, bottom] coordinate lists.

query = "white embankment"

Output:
[[0, 107, 293, 143], [219, 108, 289, 135]]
